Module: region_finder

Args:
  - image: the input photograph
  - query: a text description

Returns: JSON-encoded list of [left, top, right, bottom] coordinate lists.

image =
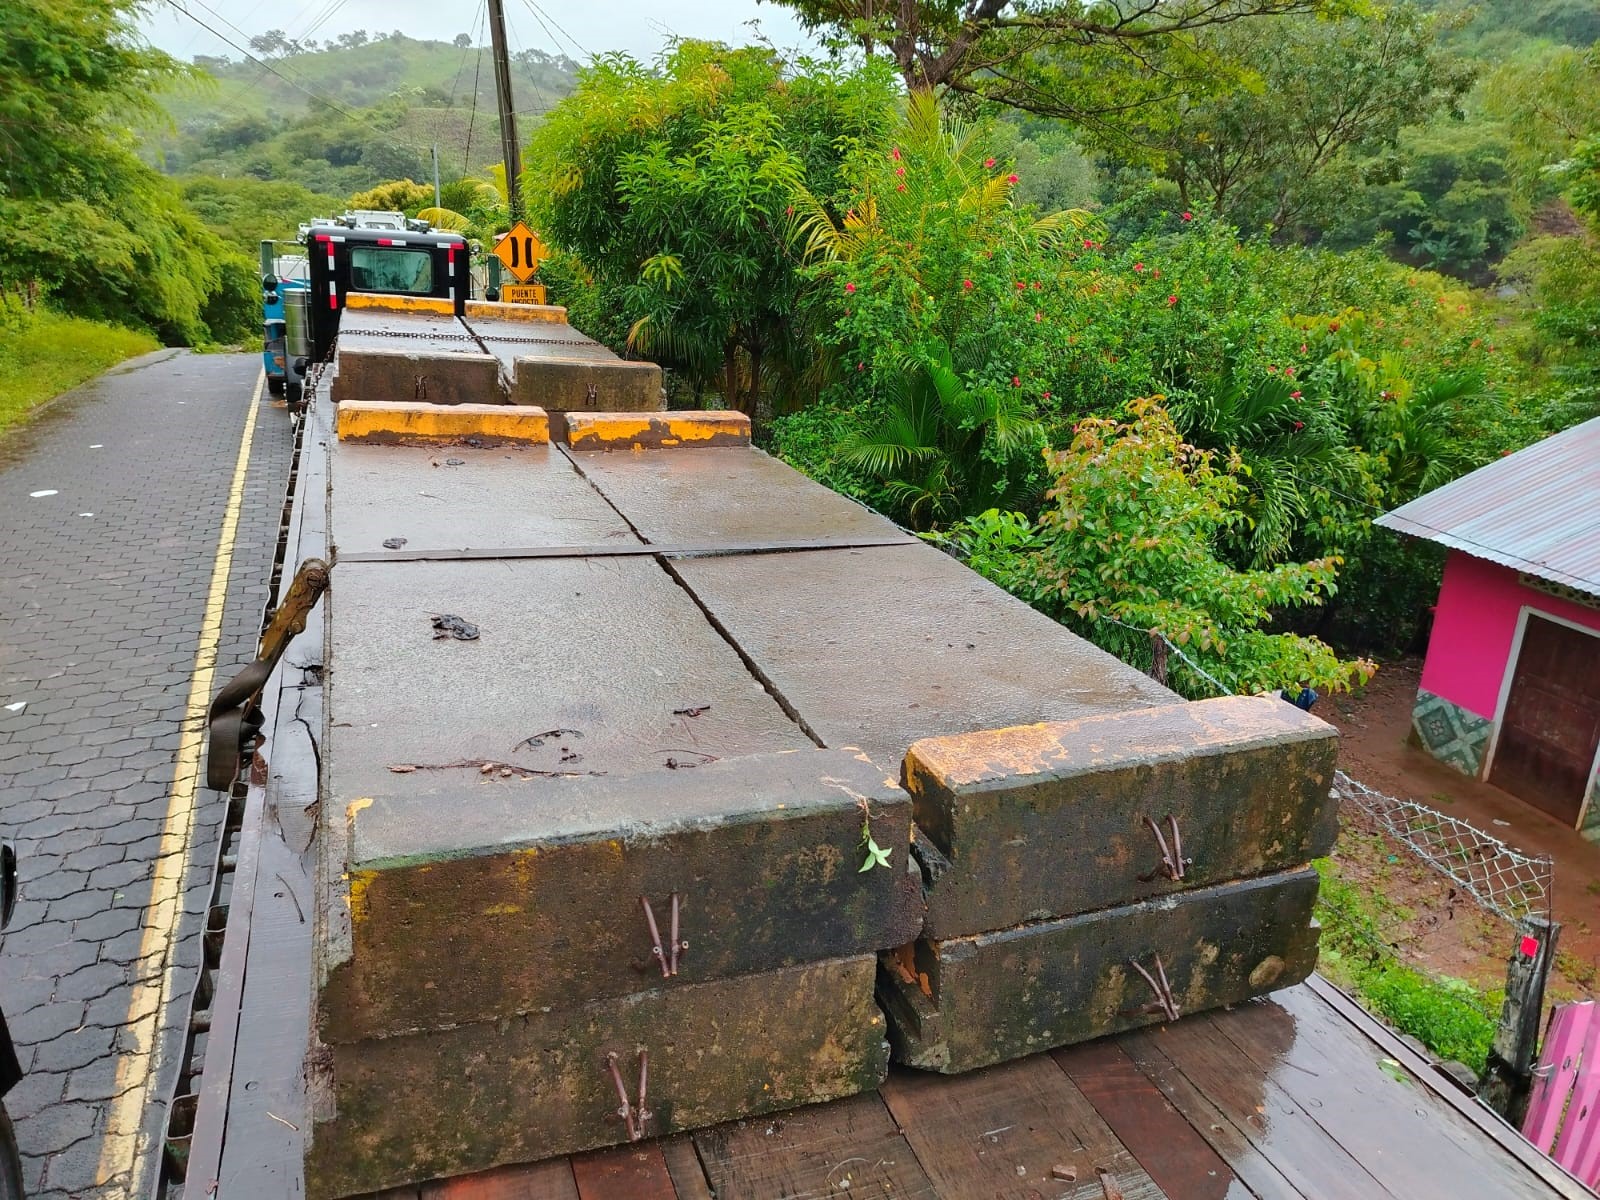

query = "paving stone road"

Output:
[[0, 352, 293, 1199]]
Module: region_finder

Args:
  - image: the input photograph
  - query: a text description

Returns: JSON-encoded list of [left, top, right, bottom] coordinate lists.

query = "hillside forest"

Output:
[[5, 0, 1600, 697]]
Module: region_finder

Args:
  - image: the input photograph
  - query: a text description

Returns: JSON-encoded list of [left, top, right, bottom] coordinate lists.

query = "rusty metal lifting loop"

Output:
[[1128, 953, 1181, 1023], [640, 893, 688, 978], [1139, 815, 1191, 883], [605, 1050, 652, 1142]]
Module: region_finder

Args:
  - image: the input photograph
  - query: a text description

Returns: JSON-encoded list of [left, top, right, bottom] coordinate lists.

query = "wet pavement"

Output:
[[0, 352, 293, 1198]]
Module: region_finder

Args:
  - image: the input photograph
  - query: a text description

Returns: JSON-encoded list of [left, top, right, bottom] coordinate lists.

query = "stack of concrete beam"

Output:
[[330, 304, 500, 407], [301, 440, 920, 1198], [467, 307, 663, 436], [877, 695, 1338, 1072]]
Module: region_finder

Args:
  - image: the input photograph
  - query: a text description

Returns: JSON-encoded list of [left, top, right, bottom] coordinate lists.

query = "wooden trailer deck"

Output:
[[394, 975, 1589, 1200], [177, 397, 1593, 1200]]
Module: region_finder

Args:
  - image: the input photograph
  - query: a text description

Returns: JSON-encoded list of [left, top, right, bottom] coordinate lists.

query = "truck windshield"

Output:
[[349, 246, 434, 294]]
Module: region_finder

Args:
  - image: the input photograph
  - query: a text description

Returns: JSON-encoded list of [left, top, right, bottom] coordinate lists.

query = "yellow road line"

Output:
[[96, 371, 265, 1192]]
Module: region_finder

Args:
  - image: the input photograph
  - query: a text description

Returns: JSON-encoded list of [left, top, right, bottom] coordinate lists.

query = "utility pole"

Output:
[[431, 143, 441, 209], [486, 0, 523, 221]]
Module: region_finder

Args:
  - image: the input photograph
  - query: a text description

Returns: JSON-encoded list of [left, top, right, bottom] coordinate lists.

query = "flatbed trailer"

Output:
[[173, 300, 1594, 1200]]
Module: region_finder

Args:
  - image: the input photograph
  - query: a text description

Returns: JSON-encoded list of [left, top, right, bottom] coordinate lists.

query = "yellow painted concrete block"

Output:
[[565, 410, 751, 450], [343, 293, 457, 316], [464, 299, 570, 324], [337, 400, 549, 445]]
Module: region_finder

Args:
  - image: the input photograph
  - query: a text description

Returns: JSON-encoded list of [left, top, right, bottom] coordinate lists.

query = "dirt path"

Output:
[[1322, 657, 1599, 1002]]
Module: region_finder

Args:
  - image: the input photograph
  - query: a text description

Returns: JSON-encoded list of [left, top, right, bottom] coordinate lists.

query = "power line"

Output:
[[163, 0, 433, 158], [519, 0, 589, 61]]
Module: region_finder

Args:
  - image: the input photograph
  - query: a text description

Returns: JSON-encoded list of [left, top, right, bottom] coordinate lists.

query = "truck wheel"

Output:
[[267, 376, 286, 397], [0, 1105, 23, 1200]]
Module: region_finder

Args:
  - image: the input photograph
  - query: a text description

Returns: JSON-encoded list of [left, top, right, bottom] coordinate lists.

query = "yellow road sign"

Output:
[[492, 222, 547, 283], [500, 284, 547, 304]]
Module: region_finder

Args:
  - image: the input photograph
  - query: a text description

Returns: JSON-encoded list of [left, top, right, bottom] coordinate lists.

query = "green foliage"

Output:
[[349, 179, 435, 213], [0, 1, 256, 344], [149, 39, 579, 195], [181, 176, 343, 254], [1316, 861, 1498, 1072], [1091, 5, 1475, 236], [526, 42, 898, 421], [940, 399, 1376, 695], [1331, 121, 1524, 278], [0, 307, 158, 435], [780, 0, 1352, 119], [839, 343, 1046, 529]]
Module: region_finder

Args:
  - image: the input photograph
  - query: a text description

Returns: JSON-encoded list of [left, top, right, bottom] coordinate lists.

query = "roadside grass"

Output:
[[0, 309, 159, 436], [1315, 859, 1501, 1073]]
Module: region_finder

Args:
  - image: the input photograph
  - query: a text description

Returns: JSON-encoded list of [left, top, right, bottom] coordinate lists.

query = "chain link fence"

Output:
[[1332, 770, 1554, 932]]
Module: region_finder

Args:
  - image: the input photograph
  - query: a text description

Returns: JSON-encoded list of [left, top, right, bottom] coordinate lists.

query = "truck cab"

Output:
[[273, 214, 471, 411]]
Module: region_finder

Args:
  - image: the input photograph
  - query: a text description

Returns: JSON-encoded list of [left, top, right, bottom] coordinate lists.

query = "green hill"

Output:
[[150, 33, 578, 196]]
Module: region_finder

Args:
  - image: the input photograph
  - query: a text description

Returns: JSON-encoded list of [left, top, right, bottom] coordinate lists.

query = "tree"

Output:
[[777, 0, 1343, 120], [0, 0, 253, 343], [1090, 5, 1472, 235], [525, 43, 899, 425], [454, 33, 473, 48], [940, 398, 1375, 696]]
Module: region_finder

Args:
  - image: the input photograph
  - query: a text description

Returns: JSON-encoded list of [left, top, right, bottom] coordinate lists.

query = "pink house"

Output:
[[1376, 416, 1600, 841]]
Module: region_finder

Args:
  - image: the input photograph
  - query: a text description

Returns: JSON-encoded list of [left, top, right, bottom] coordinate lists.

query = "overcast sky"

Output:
[[140, 0, 819, 65]]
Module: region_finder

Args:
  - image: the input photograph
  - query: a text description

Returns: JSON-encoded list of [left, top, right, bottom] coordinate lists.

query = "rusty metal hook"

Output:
[[1128, 953, 1181, 1023], [604, 1050, 651, 1141], [668, 892, 687, 977], [1140, 815, 1190, 883], [640, 896, 670, 979], [642, 894, 688, 978]]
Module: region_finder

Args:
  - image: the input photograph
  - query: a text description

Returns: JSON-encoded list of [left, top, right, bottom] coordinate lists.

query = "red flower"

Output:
[[1328, 321, 1340, 332], [1015, 281, 1026, 290], [1007, 173, 1019, 184], [1181, 211, 1193, 221], [1032, 281, 1041, 290], [897, 184, 906, 192], [1152, 269, 1161, 279], [1082, 239, 1094, 249], [785, 205, 795, 216], [844, 282, 856, 294], [1133, 262, 1144, 272], [1011, 375, 1021, 387], [892, 147, 901, 161], [1293, 421, 1305, 431], [1290, 390, 1302, 399], [1299, 343, 1307, 353], [1267, 364, 1278, 373], [985, 157, 996, 168], [1167, 294, 1178, 306], [1034, 311, 1043, 322], [895, 166, 905, 177], [1043, 391, 1051, 400], [963, 278, 974, 290], [857, 362, 865, 371], [1283, 367, 1295, 378]]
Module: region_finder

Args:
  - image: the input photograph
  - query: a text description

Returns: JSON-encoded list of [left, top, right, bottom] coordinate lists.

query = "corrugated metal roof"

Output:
[[1374, 416, 1600, 596]]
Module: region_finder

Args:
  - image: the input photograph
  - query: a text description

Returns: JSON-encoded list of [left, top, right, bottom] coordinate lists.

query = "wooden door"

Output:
[[1489, 614, 1600, 826]]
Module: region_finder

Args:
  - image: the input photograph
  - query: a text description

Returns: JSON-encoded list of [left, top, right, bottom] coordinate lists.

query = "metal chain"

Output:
[[348, 326, 600, 349]]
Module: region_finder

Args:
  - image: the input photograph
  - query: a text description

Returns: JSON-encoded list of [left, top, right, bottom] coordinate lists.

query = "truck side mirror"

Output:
[[1, 843, 15, 929]]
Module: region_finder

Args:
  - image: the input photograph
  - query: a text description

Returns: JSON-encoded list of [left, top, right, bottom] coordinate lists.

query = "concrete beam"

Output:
[[319, 748, 910, 1041], [305, 954, 889, 1198], [903, 695, 1339, 938], [878, 868, 1321, 1074], [465, 298, 569, 323], [565, 410, 751, 450], [335, 400, 548, 445]]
